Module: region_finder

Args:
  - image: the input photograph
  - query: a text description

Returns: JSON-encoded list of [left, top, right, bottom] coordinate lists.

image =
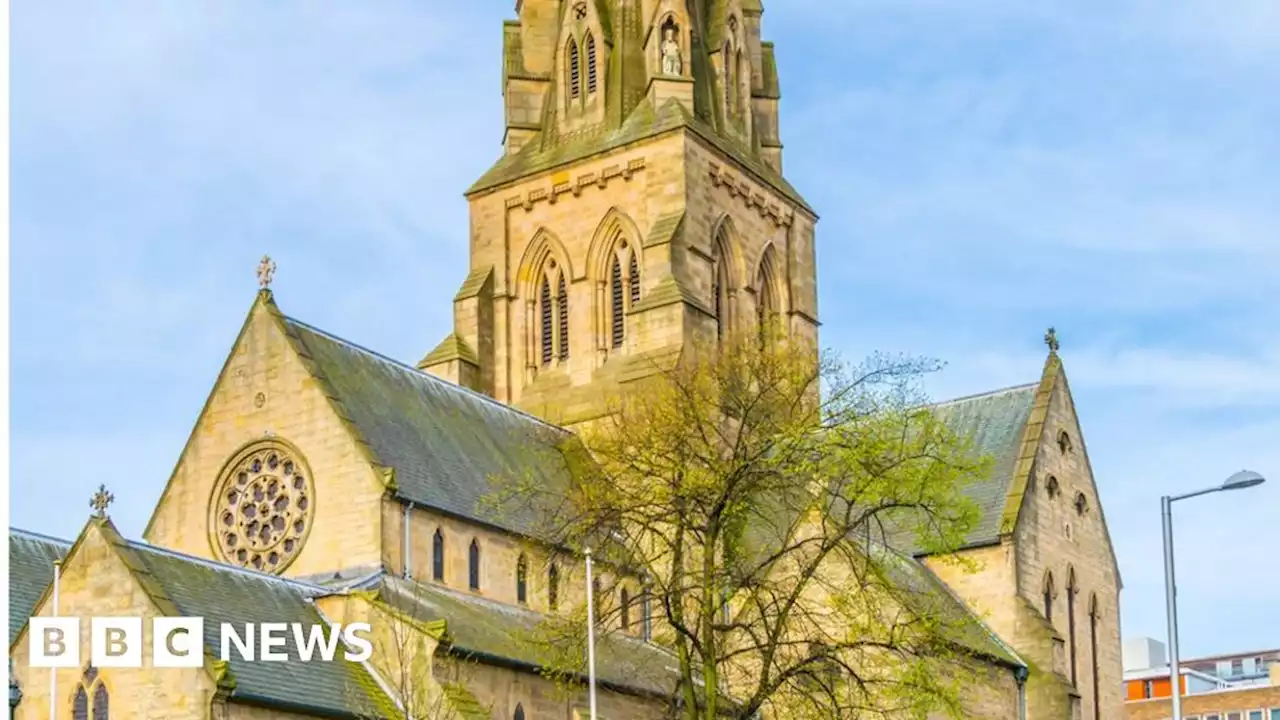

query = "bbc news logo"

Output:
[[29, 617, 373, 668]]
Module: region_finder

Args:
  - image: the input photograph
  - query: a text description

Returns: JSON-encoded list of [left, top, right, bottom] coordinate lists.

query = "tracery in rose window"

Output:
[[209, 441, 314, 573]]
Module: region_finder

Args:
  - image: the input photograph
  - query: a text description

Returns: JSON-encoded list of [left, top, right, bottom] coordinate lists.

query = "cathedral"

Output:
[[9, 1, 1124, 719]]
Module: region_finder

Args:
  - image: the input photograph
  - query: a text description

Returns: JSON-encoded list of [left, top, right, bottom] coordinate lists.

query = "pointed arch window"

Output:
[[516, 553, 529, 604], [73, 686, 89, 720], [641, 586, 653, 641], [591, 576, 603, 621], [468, 538, 481, 591], [540, 276, 554, 366], [568, 40, 581, 99], [432, 528, 445, 582], [557, 274, 570, 361], [93, 683, 109, 720], [71, 667, 107, 720], [610, 255, 625, 348], [712, 227, 732, 340], [1043, 571, 1055, 623], [548, 564, 560, 611], [514, 704, 526, 720], [586, 33, 598, 94], [722, 41, 733, 116], [1067, 568, 1078, 685], [620, 587, 631, 630], [734, 48, 744, 115], [756, 265, 776, 346], [1089, 594, 1101, 720]]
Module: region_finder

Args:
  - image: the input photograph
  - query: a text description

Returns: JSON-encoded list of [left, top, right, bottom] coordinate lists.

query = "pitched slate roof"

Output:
[[278, 314, 575, 538], [930, 383, 1039, 550], [8, 529, 70, 640], [9, 526, 392, 719], [377, 575, 684, 698], [124, 544, 391, 717]]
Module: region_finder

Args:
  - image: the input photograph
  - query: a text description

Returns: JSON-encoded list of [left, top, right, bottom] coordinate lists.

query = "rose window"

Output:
[[209, 441, 314, 573]]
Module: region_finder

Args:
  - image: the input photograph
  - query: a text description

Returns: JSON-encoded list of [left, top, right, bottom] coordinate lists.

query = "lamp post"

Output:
[[1163, 470, 1266, 720]]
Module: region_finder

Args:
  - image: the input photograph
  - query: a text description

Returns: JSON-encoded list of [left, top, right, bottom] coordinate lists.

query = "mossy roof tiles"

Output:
[[8, 529, 70, 640], [8, 527, 388, 719], [280, 316, 574, 537], [930, 383, 1039, 549]]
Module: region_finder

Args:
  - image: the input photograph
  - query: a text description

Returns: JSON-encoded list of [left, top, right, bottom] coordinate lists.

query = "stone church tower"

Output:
[[420, 0, 819, 426]]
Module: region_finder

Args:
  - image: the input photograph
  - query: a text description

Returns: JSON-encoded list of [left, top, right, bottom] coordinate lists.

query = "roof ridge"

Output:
[[929, 381, 1039, 409], [122, 538, 328, 593], [10, 527, 73, 546], [281, 314, 570, 436]]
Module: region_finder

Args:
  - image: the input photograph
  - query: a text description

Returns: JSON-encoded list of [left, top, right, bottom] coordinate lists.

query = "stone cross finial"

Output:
[[257, 255, 276, 289], [90, 484, 115, 518], [1044, 327, 1060, 353]]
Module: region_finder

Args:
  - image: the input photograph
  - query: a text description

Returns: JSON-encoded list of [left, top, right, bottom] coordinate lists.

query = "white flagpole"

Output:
[[50, 560, 61, 720], [584, 548, 598, 720]]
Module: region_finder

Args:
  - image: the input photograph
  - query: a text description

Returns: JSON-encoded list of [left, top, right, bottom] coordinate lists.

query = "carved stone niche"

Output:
[[646, 13, 694, 113]]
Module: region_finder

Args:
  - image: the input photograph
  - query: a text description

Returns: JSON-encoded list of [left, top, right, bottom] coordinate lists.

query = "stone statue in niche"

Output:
[[661, 24, 682, 76]]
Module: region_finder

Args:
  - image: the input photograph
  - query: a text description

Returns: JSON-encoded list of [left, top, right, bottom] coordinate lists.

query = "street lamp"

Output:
[[1163, 470, 1266, 720]]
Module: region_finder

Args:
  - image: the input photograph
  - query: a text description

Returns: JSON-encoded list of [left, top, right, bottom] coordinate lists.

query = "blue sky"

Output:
[[10, 1, 1279, 659]]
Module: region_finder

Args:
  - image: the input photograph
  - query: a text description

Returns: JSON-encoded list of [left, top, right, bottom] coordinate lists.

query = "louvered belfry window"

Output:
[[610, 256, 625, 348], [586, 34, 598, 94], [629, 253, 640, 307], [540, 277, 553, 366], [568, 40, 581, 98], [557, 275, 570, 360]]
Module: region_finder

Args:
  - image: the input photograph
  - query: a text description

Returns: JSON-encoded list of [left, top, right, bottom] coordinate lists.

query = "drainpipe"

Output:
[[1015, 665, 1029, 720], [402, 502, 414, 579]]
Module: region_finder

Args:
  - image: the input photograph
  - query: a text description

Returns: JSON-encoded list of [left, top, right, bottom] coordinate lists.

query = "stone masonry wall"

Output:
[[144, 297, 386, 580], [386, 502, 650, 639], [456, 127, 818, 427], [1015, 369, 1124, 720], [12, 525, 219, 720], [463, 133, 687, 421], [434, 654, 670, 720]]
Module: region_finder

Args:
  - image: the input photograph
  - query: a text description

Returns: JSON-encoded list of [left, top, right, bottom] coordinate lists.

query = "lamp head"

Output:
[[1221, 470, 1266, 491]]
